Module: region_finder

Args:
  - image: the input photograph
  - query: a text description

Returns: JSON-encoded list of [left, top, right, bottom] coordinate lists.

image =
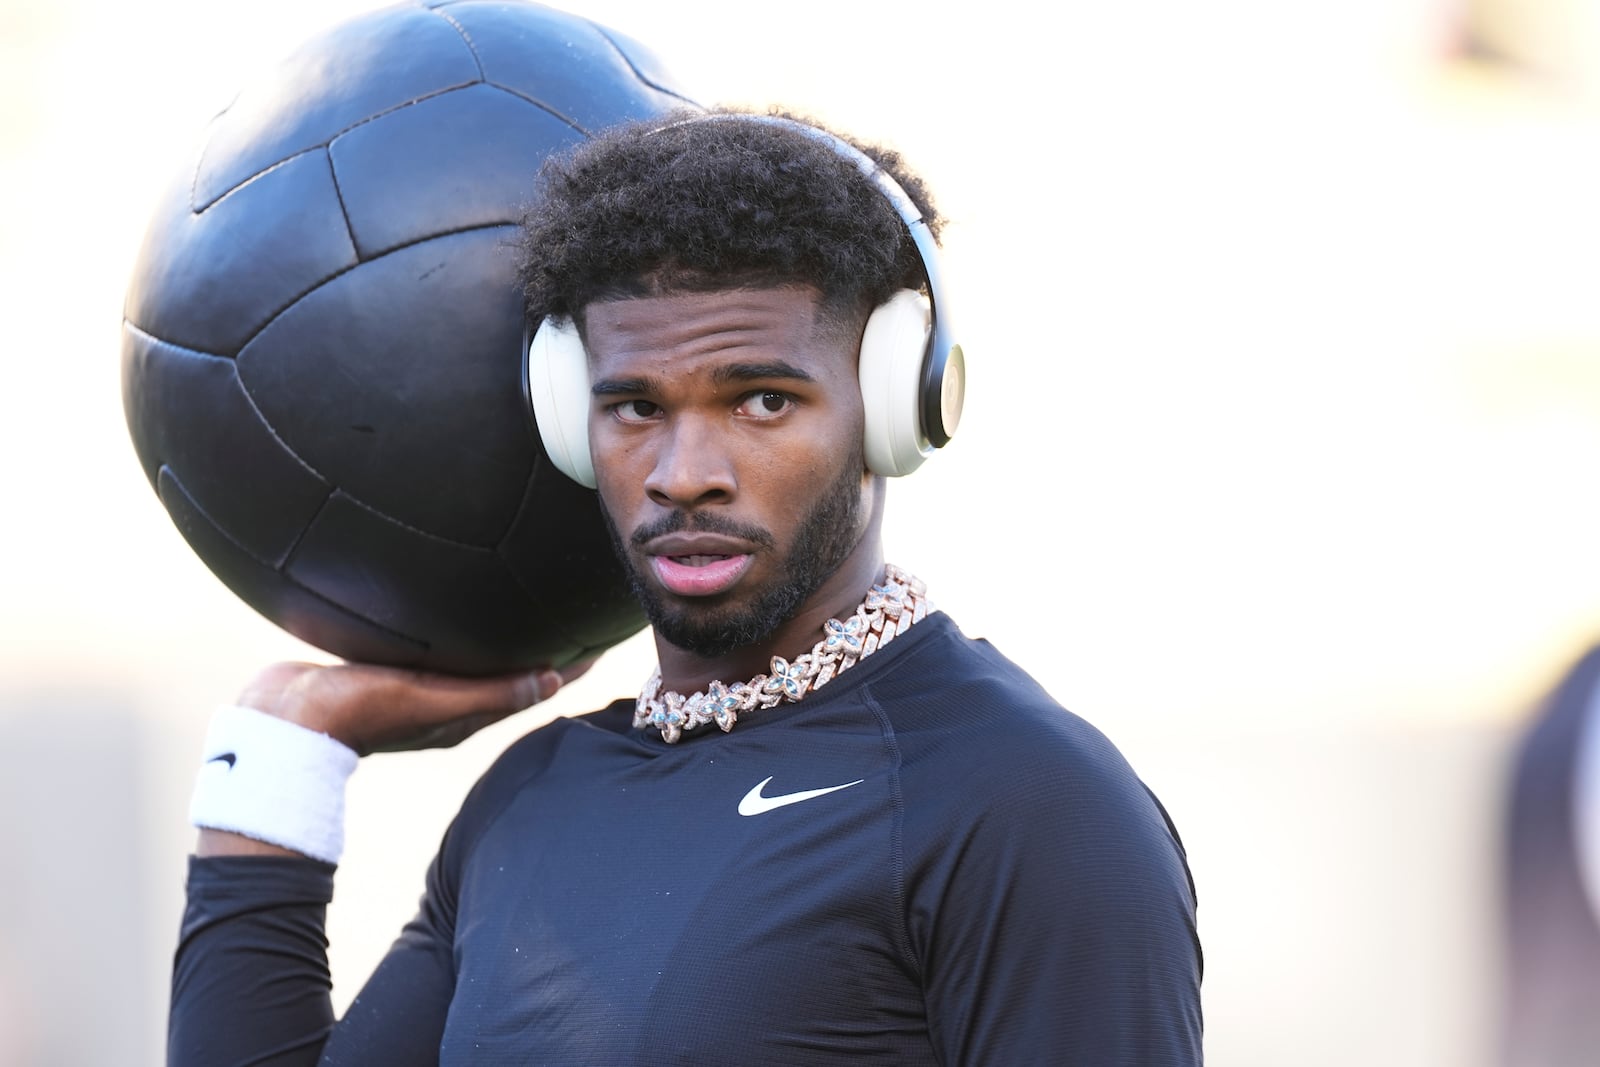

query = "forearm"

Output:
[[172, 707, 354, 1066], [167, 660, 567, 1065], [171, 840, 463, 1067], [169, 854, 338, 1067]]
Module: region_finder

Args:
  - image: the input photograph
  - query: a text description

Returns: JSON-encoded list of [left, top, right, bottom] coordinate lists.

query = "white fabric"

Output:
[[188, 705, 359, 865]]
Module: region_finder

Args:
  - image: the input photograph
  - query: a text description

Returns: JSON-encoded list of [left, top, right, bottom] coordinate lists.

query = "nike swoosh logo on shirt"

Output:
[[738, 776, 865, 816], [206, 753, 237, 769]]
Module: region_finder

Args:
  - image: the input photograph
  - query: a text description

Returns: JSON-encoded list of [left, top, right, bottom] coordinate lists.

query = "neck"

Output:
[[653, 542, 886, 695]]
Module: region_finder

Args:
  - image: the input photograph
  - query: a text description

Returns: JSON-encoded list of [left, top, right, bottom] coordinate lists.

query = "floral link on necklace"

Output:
[[634, 564, 932, 743]]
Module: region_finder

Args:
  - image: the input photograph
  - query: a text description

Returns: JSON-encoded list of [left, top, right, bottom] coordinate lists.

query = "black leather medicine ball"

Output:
[[122, 0, 692, 673]]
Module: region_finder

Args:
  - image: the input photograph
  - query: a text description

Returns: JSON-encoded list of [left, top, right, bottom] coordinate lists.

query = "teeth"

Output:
[[674, 554, 729, 567]]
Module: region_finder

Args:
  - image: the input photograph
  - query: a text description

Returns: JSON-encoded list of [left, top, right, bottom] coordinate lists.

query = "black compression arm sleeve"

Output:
[[170, 855, 337, 1066]]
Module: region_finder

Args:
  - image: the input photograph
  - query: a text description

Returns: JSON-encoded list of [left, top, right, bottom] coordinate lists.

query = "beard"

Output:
[[601, 450, 866, 659]]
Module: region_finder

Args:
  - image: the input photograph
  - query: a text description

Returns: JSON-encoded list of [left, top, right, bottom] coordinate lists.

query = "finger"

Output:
[[273, 662, 573, 755], [357, 667, 564, 728], [363, 681, 557, 754], [416, 668, 562, 710]]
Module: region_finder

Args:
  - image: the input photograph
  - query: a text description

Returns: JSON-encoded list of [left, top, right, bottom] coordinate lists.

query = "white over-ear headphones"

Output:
[[525, 115, 965, 489]]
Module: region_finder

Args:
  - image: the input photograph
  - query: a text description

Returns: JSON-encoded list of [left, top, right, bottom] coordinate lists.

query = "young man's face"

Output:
[[583, 285, 874, 658]]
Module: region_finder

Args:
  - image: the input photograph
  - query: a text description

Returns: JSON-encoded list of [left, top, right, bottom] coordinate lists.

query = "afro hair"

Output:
[[516, 108, 942, 333]]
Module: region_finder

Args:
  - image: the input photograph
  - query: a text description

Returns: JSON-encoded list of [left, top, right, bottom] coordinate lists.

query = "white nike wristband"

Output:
[[188, 705, 359, 865]]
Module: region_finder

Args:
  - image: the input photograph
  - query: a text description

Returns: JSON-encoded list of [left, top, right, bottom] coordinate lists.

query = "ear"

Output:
[[525, 317, 597, 488]]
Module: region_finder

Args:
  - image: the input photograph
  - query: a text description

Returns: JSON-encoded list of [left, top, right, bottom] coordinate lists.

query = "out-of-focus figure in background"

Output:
[[1465, 0, 1600, 1063], [1504, 647, 1600, 1066]]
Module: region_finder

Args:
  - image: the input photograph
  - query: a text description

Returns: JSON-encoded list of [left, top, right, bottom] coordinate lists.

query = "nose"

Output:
[[643, 414, 737, 509]]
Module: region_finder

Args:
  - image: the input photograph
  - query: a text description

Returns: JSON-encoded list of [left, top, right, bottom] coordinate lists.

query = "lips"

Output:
[[650, 554, 752, 596], [642, 534, 756, 597]]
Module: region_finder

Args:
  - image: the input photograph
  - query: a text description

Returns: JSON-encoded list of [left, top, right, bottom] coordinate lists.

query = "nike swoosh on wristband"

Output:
[[738, 775, 865, 816], [206, 753, 237, 769]]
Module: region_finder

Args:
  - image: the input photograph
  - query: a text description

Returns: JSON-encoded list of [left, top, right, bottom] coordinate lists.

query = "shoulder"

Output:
[[864, 611, 1071, 723], [884, 624, 1203, 1053], [474, 697, 632, 788], [870, 614, 1146, 797], [446, 699, 634, 845], [877, 613, 1194, 899]]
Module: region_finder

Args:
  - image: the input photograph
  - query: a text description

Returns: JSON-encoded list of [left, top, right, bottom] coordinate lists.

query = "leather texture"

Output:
[[121, 0, 695, 673]]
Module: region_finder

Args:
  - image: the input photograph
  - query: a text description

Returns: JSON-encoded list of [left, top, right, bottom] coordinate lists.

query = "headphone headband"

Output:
[[653, 115, 963, 448], [525, 113, 965, 488]]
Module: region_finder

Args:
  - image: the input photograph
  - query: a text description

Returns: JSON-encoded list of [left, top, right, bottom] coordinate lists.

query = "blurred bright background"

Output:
[[4, 0, 1600, 1062]]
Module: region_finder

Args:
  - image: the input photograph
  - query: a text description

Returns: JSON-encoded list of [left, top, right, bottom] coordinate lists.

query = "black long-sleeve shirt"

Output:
[[172, 613, 1203, 1064]]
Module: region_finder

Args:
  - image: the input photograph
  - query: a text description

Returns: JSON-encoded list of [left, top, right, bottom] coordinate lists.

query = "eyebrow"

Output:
[[591, 376, 654, 398], [590, 361, 818, 398], [713, 361, 817, 387]]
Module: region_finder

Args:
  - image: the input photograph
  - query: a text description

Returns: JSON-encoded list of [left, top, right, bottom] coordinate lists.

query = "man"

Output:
[[170, 110, 1203, 1065]]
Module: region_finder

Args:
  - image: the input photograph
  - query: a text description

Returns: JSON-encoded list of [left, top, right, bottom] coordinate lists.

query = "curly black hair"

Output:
[[516, 108, 942, 335]]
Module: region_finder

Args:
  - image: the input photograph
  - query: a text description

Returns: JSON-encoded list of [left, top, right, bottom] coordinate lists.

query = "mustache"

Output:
[[629, 510, 777, 550]]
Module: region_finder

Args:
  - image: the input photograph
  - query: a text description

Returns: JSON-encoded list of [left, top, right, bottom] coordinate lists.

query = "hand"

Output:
[[235, 659, 594, 757], [197, 660, 594, 859]]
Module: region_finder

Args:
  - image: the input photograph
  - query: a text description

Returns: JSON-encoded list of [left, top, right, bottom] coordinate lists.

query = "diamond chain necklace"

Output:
[[634, 564, 932, 743]]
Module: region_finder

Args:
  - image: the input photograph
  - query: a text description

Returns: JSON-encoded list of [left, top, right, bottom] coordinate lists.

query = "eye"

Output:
[[610, 399, 661, 423], [735, 391, 794, 418]]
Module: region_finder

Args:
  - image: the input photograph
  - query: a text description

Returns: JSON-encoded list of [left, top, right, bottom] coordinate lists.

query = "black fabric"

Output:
[[171, 856, 338, 1065], [171, 613, 1203, 1065]]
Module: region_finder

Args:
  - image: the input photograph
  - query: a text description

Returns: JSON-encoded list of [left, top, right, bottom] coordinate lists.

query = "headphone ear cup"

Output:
[[526, 317, 597, 489], [858, 289, 934, 477]]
